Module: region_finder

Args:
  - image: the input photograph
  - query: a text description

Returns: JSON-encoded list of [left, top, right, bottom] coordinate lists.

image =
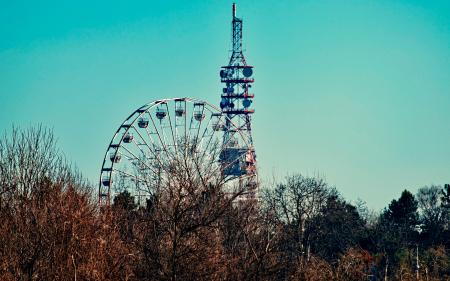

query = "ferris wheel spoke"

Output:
[[185, 113, 195, 149], [142, 125, 167, 163], [192, 154, 220, 186], [190, 156, 205, 185], [146, 111, 173, 162], [113, 161, 166, 193], [141, 119, 158, 146], [119, 144, 162, 176], [193, 111, 213, 154], [164, 102, 177, 148], [164, 102, 180, 162], [184, 100, 187, 145], [131, 126, 166, 171], [198, 114, 223, 161], [113, 168, 152, 186], [193, 105, 205, 147], [156, 110, 170, 153]]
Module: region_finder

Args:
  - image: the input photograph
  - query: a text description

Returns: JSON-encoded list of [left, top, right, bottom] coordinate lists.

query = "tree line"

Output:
[[0, 126, 449, 281]]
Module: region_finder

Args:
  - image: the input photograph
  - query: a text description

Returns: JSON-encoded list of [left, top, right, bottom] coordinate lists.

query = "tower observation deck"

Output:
[[219, 3, 257, 199]]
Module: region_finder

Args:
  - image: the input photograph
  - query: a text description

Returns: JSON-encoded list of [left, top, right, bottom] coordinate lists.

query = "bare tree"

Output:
[[335, 248, 373, 281], [417, 185, 446, 233], [126, 140, 249, 281], [262, 174, 331, 273], [0, 126, 132, 281]]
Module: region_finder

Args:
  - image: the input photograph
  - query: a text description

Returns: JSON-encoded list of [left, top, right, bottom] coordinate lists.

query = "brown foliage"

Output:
[[335, 248, 373, 281], [0, 127, 132, 281], [290, 255, 334, 281], [2, 127, 450, 281]]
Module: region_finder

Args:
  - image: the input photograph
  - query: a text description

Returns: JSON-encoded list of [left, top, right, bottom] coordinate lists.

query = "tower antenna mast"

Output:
[[219, 3, 257, 199]]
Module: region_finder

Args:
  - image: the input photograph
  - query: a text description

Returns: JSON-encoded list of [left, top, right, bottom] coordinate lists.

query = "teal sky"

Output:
[[1, 0, 449, 210]]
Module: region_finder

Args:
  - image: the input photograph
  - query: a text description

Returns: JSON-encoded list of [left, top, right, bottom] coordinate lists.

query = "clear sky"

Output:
[[1, 0, 449, 210]]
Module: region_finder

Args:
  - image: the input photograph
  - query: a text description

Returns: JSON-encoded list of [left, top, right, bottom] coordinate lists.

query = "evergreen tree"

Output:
[[442, 184, 450, 209], [113, 190, 137, 211], [309, 194, 366, 262], [385, 189, 418, 227]]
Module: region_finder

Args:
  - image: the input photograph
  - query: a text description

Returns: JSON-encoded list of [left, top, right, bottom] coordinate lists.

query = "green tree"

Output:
[[385, 190, 418, 227], [372, 190, 419, 278], [113, 190, 137, 211], [308, 194, 367, 262], [442, 184, 450, 207]]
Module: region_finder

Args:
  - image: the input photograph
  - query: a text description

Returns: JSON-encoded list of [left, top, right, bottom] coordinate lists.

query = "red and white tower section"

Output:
[[219, 3, 257, 198]]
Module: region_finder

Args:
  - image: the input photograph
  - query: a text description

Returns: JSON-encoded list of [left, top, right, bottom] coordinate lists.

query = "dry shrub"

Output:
[[289, 255, 334, 281], [336, 247, 373, 281], [0, 126, 133, 281]]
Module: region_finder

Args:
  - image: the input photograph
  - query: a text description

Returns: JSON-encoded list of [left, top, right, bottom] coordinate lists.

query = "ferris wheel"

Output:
[[98, 98, 253, 206]]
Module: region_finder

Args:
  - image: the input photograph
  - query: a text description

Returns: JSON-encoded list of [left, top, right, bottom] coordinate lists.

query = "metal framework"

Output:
[[219, 3, 257, 199], [98, 4, 259, 205], [98, 98, 251, 205]]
